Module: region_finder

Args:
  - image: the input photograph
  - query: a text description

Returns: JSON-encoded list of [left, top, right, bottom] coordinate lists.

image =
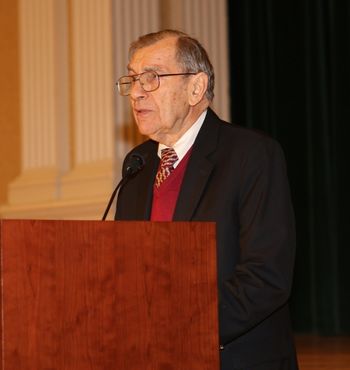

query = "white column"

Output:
[[6, 0, 69, 206], [60, 0, 115, 206], [113, 0, 160, 161]]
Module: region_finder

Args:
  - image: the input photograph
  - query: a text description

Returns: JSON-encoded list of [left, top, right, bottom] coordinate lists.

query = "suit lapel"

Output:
[[173, 108, 220, 220]]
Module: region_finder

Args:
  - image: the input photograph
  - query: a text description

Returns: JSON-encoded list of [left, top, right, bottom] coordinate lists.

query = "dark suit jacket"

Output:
[[115, 108, 298, 370]]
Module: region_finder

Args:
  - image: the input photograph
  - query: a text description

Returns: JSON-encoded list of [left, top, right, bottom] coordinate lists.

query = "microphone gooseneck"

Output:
[[101, 154, 145, 220]]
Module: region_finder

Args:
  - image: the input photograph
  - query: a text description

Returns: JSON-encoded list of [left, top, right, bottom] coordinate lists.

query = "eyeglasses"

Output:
[[117, 70, 197, 96]]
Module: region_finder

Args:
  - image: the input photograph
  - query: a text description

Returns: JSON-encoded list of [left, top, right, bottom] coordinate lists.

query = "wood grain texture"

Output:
[[0, 220, 219, 370]]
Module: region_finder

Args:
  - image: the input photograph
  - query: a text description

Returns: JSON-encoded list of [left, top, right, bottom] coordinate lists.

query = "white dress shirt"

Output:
[[157, 109, 207, 168]]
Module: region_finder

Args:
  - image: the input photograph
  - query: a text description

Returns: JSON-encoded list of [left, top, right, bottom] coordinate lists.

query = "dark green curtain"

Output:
[[227, 0, 350, 334]]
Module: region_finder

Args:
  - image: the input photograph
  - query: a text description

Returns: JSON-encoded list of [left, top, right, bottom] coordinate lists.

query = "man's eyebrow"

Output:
[[144, 65, 162, 71], [126, 65, 163, 74]]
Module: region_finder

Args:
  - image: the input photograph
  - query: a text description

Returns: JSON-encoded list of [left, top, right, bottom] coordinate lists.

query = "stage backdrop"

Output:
[[228, 0, 350, 335]]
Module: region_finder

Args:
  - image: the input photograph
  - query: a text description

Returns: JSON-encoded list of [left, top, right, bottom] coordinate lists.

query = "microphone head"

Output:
[[125, 153, 145, 176]]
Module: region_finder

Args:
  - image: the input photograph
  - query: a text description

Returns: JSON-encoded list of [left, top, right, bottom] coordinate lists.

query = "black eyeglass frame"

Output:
[[117, 71, 197, 96]]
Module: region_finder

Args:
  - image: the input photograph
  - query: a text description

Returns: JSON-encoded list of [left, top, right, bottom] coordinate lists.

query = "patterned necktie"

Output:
[[155, 147, 179, 188]]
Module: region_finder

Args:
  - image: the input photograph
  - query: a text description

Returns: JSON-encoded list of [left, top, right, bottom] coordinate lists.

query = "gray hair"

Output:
[[129, 29, 215, 101]]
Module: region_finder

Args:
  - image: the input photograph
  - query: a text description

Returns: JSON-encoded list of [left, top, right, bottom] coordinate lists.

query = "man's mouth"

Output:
[[135, 108, 152, 116]]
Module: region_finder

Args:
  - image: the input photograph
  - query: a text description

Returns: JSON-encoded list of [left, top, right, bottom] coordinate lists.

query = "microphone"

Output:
[[102, 153, 145, 220]]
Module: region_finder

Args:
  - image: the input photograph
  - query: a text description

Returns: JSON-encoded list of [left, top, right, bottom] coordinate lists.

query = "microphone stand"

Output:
[[101, 176, 129, 221], [102, 154, 145, 220]]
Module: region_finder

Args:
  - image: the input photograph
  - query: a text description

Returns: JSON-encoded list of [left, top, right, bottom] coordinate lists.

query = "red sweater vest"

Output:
[[150, 148, 192, 221]]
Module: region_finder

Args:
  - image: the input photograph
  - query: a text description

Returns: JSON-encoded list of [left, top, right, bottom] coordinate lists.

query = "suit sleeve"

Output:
[[219, 137, 296, 344]]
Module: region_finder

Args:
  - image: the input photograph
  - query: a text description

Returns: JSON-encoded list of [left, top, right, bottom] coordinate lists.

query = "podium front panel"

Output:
[[0, 220, 219, 370]]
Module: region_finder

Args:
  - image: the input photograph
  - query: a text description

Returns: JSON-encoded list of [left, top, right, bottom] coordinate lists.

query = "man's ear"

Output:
[[188, 72, 209, 106]]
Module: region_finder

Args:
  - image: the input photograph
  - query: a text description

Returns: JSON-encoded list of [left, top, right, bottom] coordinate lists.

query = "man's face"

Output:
[[127, 37, 194, 145]]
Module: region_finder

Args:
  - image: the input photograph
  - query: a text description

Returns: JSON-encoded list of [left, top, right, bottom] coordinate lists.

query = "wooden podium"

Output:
[[0, 219, 219, 370]]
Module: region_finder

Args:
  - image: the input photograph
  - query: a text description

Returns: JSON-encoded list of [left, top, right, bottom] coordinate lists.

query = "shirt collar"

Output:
[[157, 109, 207, 167]]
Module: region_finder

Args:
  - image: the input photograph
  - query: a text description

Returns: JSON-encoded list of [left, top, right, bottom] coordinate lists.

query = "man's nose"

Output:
[[129, 79, 146, 100]]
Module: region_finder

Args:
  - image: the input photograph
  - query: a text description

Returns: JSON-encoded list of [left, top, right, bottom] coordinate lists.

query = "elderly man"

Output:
[[115, 29, 298, 370]]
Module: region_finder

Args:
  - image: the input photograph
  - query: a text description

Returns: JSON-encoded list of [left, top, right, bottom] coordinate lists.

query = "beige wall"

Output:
[[0, 0, 21, 204]]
